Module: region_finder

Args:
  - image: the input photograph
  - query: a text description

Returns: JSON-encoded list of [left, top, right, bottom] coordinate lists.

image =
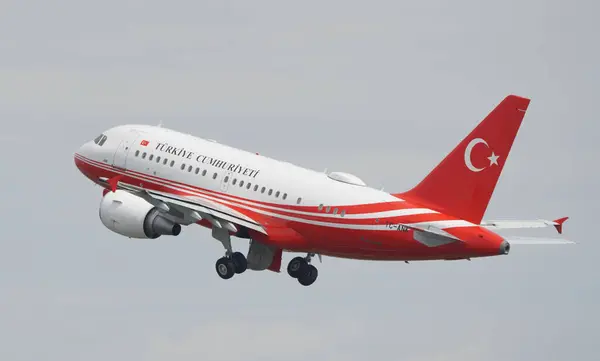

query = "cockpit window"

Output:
[[94, 134, 107, 146]]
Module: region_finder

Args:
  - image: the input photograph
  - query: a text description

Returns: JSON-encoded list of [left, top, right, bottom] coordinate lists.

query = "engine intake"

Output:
[[99, 190, 181, 239]]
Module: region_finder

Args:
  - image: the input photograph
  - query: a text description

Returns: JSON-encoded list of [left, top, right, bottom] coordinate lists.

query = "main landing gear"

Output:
[[211, 225, 318, 286], [212, 226, 248, 280], [215, 252, 247, 279], [287, 253, 319, 286]]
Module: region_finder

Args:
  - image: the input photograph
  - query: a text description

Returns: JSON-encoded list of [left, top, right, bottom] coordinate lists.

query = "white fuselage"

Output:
[[82, 124, 401, 210]]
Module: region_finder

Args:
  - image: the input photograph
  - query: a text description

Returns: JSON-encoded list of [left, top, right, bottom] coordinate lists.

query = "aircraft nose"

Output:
[[74, 142, 94, 177], [75, 140, 93, 159], [499, 240, 510, 255], [74, 143, 86, 161], [74, 145, 86, 169]]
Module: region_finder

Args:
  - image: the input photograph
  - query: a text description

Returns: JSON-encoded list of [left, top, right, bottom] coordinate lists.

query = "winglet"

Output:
[[107, 175, 123, 192], [553, 217, 569, 234]]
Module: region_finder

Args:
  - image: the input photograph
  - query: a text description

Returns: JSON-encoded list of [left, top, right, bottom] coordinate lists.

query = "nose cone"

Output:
[[499, 240, 510, 255], [74, 147, 86, 173], [74, 142, 96, 181], [74, 140, 95, 163]]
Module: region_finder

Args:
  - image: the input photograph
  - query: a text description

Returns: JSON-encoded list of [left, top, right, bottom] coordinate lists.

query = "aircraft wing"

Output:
[[100, 177, 267, 235], [409, 217, 574, 247], [480, 217, 569, 234]]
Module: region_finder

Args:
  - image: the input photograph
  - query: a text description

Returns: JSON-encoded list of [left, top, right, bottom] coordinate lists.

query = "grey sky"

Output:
[[0, 1, 597, 360]]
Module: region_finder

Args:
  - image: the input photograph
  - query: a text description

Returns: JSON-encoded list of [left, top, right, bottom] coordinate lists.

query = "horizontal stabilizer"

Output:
[[505, 236, 574, 245], [481, 217, 569, 234]]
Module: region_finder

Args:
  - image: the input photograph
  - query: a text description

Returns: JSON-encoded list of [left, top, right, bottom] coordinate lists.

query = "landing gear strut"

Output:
[[287, 253, 319, 286], [212, 226, 247, 280]]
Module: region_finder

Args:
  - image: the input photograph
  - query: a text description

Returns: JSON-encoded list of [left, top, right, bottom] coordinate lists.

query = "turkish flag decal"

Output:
[[140, 140, 149, 146]]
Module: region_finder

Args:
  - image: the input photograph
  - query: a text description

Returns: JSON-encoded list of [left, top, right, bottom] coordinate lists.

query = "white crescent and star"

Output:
[[464, 138, 500, 172]]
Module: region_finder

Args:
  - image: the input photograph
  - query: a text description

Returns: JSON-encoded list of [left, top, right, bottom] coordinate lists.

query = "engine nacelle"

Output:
[[99, 190, 181, 239]]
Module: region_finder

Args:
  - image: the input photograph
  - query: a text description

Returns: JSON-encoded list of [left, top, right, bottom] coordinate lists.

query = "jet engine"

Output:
[[99, 190, 181, 239]]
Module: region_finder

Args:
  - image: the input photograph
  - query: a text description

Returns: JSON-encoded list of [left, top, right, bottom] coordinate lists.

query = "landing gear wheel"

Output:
[[231, 252, 248, 274], [287, 257, 308, 278], [298, 264, 318, 286], [215, 257, 235, 280]]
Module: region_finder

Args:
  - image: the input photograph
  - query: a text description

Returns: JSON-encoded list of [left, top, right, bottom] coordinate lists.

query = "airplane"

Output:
[[74, 94, 572, 286]]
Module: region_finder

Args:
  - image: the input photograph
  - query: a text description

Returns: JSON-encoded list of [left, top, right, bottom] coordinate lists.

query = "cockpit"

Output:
[[93, 134, 108, 146]]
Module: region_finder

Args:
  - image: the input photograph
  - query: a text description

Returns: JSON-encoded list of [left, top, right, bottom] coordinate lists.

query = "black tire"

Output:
[[231, 252, 248, 274], [298, 264, 318, 286], [287, 257, 307, 278], [215, 257, 235, 280]]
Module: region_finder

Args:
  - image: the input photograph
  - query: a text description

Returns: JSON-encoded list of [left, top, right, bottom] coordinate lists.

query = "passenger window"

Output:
[[340, 210, 346, 217], [163, 158, 168, 165], [318, 204, 323, 211], [195, 167, 200, 174], [275, 191, 280, 198], [213, 172, 218, 179], [326, 206, 331, 213], [202, 170, 207, 176], [149, 154, 154, 161], [232, 179, 237, 185], [261, 187, 266, 193], [135, 150, 140, 157], [188, 165, 193, 172], [254, 185, 258, 191], [246, 183, 252, 190], [239, 180, 244, 187], [224, 176, 229, 183], [156, 156, 161, 163], [297, 197, 302, 204], [333, 208, 338, 215], [283, 193, 287, 200], [170, 160, 175, 167], [181, 163, 186, 170], [142, 152, 147, 159], [268, 189, 273, 196]]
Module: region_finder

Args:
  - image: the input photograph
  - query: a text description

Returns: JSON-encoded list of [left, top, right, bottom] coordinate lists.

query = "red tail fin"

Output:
[[397, 95, 531, 224]]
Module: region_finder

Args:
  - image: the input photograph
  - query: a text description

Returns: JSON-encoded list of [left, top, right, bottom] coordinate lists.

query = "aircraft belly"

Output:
[[284, 220, 480, 261]]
